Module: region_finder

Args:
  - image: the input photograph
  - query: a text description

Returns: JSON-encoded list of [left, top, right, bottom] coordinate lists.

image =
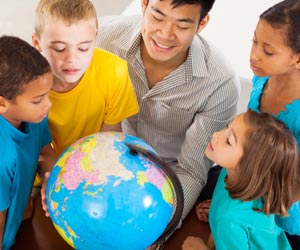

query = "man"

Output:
[[97, 0, 239, 228]]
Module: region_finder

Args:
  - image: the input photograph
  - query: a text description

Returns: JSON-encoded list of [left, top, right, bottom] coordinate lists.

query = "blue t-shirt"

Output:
[[0, 115, 52, 250], [209, 169, 291, 250], [248, 75, 300, 235]]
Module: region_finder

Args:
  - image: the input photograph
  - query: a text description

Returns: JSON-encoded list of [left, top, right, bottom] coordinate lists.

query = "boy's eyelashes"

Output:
[[51, 47, 91, 53]]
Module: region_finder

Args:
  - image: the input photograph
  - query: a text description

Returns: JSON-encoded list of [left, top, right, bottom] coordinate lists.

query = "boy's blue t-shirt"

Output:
[[209, 169, 291, 250], [0, 115, 52, 250], [248, 75, 300, 235]]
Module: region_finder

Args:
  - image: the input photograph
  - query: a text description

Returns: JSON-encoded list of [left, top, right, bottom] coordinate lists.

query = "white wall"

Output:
[[202, 0, 281, 79], [0, 0, 133, 43]]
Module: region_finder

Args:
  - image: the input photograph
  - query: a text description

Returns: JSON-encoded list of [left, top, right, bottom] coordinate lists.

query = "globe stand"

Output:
[[125, 143, 184, 247]]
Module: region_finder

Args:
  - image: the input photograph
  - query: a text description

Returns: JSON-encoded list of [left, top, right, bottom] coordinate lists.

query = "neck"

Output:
[[52, 79, 79, 93], [226, 168, 239, 183], [270, 70, 300, 91]]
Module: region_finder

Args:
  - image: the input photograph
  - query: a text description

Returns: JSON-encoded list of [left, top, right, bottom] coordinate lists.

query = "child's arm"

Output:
[[0, 210, 7, 250], [38, 144, 56, 217], [38, 144, 56, 179], [101, 123, 122, 132], [206, 233, 215, 250], [182, 236, 211, 250]]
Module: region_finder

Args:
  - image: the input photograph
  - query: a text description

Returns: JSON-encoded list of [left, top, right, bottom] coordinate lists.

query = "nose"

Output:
[[65, 48, 78, 63], [157, 22, 175, 40], [212, 131, 218, 141], [250, 44, 260, 62], [44, 94, 52, 111]]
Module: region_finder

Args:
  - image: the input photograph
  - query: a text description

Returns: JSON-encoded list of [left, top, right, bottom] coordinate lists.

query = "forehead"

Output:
[[40, 17, 97, 42], [255, 19, 289, 49], [230, 114, 249, 141], [17, 73, 52, 98], [149, 0, 201, 20]]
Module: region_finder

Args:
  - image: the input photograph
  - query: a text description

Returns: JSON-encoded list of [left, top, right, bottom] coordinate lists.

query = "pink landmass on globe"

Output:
[[61, 149, 102, 190]]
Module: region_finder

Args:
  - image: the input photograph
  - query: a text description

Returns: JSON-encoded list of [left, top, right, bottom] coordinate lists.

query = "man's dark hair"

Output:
[[146, 0, 215, 21]]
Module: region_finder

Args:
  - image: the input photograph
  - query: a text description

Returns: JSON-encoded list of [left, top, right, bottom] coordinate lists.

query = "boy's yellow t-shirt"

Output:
[[48, 48, 139, 156]]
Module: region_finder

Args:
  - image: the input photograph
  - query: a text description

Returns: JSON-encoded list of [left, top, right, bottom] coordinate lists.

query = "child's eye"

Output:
[[32, 99, 42, 104], [78, 47, 89, 52], [53, 47, 65, 53], [264, 50, 274, 56], [251, 38, 257, 44], [226, 138, 231, 145]]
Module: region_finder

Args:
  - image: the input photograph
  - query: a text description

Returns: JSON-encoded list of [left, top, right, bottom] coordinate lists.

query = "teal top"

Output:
[[0, 116, 52, 250], [248, 75, 300, 145], [209, 169, 291, 250], [248, 75, 300, 235]]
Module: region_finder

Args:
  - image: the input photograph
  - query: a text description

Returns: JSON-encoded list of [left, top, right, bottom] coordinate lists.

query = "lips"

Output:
[[63, 68, 80, 75], [152, 38, 175, 50], [250, 61, 261, 72], [207, 141, 213, 151]]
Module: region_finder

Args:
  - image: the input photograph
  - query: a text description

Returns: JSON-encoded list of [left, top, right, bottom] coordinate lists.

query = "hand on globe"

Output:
[[40, 171, 50, 217]]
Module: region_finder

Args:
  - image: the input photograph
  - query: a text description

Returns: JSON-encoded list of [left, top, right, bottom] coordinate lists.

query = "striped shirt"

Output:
[[96, 15, 240, 220]]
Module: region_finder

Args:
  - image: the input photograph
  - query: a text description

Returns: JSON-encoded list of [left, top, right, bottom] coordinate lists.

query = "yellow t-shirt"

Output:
[[49, 48, 139, 156]]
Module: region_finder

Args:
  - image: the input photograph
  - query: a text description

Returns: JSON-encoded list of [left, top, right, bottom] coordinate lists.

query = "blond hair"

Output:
[[35, 0, 98, 37]]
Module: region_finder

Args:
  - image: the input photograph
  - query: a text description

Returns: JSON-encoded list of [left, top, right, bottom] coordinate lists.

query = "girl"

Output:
[[182, 109, 299, 250], [197, 1, 300, 247], [248, 0, 300, 247]]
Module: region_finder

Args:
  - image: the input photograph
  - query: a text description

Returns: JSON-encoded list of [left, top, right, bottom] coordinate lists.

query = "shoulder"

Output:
[[252, 75, 269, 87], [92, 48, 127, 65], [191, 36, 240, 94], [97, 15, 141, 43], [192, 36, 236, 77], [91, 48, 129, 77]]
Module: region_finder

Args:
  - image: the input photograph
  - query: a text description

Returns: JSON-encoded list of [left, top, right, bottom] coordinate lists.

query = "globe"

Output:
[[46, 132, 183, 250]]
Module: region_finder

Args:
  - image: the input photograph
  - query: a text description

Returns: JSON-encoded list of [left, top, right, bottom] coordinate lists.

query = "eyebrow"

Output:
[[50, 40, 94, 45], [253, 31, 272, 47], [151, 6, 195, 24], [230, 128, 237, 144]]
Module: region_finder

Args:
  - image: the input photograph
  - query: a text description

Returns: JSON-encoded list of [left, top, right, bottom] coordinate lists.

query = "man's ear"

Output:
[[197, 14, 210, 33], [32, 33, 42, 52], [0, 96, 9, 113], [141, 0, 148, 15]]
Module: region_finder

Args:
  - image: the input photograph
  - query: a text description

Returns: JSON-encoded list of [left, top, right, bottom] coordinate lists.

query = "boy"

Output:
[[0, 35, 56, 250], [32, 0, 139, 156]]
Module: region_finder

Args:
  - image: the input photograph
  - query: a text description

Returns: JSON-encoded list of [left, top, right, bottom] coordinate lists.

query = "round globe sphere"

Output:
[[46, 132, 182, 250]]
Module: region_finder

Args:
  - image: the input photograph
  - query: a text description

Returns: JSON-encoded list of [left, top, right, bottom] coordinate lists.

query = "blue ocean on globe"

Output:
[[46, 132, 177, 250]]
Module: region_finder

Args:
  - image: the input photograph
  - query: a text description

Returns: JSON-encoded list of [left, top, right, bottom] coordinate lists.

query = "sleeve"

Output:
[[0, 140, 14, 211], [103, 60, 139, 125], [176, 76, 240, 219], [213, 217, 250, 250]]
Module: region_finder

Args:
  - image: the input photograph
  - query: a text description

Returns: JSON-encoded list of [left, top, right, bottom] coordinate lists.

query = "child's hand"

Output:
[[182, 236, 210, 250], [195, 200, 211, 222], [40, 171, 50, 217]]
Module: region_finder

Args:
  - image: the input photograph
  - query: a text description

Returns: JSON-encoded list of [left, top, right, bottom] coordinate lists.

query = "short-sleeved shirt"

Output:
[[96, 15, 240, 219], [0, 116, 51, 250], [248, 75, 300, 235], [49, 48, 139, 156], [209, 169, 291, 250]]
